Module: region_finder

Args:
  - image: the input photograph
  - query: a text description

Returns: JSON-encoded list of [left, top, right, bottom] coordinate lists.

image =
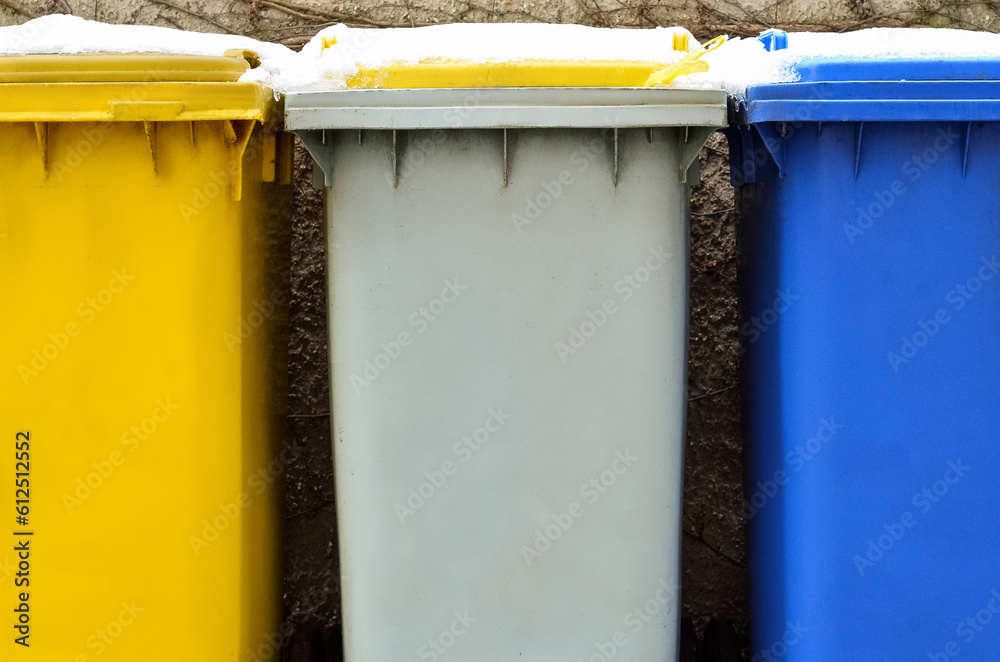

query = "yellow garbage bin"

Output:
[[0, 52, 292, 662]]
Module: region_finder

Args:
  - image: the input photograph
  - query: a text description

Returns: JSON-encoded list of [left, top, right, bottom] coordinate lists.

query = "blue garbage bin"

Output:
[[729, 31, 1000, 662]]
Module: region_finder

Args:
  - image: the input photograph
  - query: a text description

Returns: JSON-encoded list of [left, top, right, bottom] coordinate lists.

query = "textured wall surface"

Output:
[[4, 0, 998, 44], [0, 2, 980, 659]]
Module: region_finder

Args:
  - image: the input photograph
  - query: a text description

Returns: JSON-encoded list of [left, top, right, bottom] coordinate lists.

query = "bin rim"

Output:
[[283, 86, 727, 130], [784, 56, 1000, 84], [741, 80, 1000, 123]]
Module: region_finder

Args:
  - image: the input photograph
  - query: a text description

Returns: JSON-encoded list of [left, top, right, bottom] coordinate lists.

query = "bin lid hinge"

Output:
[[294, 129, 334, 188], [33, 122, 48, 177], [224, 119, 255, 201]]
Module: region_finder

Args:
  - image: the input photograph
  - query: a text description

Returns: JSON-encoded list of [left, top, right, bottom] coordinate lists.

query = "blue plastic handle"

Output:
[[758, 28, 788, 52]]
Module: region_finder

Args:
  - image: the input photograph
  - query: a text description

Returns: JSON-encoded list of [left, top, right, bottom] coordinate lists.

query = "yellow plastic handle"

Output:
[[643, 35, 727, 87], [224, 48, 261, 69]]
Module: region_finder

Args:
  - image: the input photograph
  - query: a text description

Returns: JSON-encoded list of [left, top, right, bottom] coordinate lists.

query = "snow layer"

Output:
[[298, 23, 696, 89], [685, 27, 1000, 98], [0, 15, 306, 92], [0, 17, 699, 92], [6, 18, 1000, 97]]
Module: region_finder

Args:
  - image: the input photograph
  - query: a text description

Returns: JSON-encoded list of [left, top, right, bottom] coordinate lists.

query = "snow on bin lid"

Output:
[[759, 28, 1000, 82], [298, 23, 702, 89], [685, 27, 1000, 97], [0, 15, 302, 91], [0, 17, 294, 121], [718, 28, 1000, 123]]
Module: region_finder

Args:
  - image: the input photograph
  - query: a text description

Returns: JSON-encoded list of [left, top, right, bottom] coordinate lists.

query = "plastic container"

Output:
[[728, 30, 1000, 662], [326, 32, 696, 88], [0, 52, 292, 661], [286, 55, 726, 662]]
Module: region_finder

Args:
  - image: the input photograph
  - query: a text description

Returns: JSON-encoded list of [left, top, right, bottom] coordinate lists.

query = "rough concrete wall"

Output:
[[5, 0, 999, 45], [684, 131, 745, 643], [283, 145, 340, 651], [0, 2, 985, 660]]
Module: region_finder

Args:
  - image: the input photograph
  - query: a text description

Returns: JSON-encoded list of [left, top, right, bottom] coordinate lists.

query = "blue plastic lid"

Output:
[[743, 29, 1000, 122], [793, 58, 1000, 82], [757, 29, 1000, 82]]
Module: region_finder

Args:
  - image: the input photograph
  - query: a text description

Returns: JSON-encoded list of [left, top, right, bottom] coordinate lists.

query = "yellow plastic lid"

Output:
[[347, 58, 675, 89], [0, 52, 253, 83], [0, 51, 277, 122], [330, 32, 697, 89]]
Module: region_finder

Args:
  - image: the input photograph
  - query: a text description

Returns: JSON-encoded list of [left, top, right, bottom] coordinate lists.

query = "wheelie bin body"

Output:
[[0, 52, 291, 661], [729, 31, 1000, 661], [286, 41, 726, 662]]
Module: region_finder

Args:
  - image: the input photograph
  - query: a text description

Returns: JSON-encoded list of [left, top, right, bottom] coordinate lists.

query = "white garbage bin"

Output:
[[286, 59, 725, 662]]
